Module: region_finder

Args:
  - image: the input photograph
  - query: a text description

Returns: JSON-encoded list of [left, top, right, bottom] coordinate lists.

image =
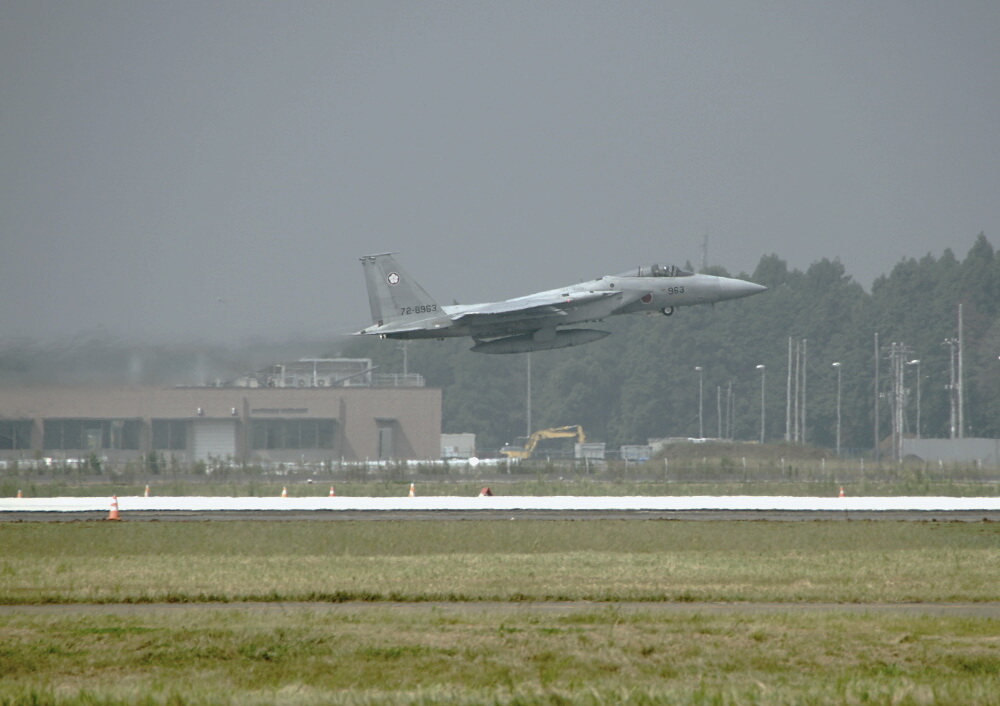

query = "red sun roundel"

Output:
[[641, 293, 653, 303]]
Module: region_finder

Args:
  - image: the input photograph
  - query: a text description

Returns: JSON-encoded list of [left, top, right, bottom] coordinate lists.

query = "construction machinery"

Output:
[[500, 425, 586, 460]]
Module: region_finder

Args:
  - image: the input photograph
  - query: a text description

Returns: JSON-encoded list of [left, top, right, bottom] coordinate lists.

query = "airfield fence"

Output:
[[2, 453, 999, 491]]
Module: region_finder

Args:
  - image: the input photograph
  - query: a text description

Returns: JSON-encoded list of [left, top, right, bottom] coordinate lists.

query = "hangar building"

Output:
[[0, 361, 441, 464]]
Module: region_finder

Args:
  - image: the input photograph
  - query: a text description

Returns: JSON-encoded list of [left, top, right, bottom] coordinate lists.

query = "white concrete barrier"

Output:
[[3, 495, 1000, 513]]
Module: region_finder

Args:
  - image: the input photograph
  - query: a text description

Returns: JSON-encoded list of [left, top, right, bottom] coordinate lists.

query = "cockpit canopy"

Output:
[[615, 264, 693, 278]]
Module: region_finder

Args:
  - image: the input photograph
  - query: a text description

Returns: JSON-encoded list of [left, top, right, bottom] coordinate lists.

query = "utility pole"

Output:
[[874, 332, 880, 462], [793, 341, 800, 443], [757, 364, 766, 444], [526, 352, 532, 437], [886, 342, 913, 461], [726, 381, 733, 440], [832, 362, 842, 456], [943, 338, 958, 439], [801, 339, 807, 444], [901, 344, 911, 456], [695, 366, 704, 438], [786, 337, 792, 442], [717, 385, 722, 439], [785, 338, 810, 444], [907, 359, 921, 439], [892, 343, 903, 461], [958, 303, 964, 439]]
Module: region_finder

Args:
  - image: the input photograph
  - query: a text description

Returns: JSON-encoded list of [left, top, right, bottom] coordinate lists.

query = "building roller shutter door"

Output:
[[192, 420, 236, 461]]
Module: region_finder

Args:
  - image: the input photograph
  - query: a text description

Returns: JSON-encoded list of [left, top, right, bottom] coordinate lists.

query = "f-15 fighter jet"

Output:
[[357, 253, 766, 354]]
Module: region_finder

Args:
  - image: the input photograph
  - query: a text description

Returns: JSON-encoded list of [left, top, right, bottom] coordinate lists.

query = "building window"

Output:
[[250, 419, 335, 450], [115, 420, 141, 450], [0, 420, 32, 450], [152, 420, 188, 451], [42, 419, 141, 451]]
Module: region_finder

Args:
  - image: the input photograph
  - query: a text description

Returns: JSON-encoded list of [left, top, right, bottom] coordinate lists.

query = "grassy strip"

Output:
[[5, 478, 1000, 497], [2, 521, 999, 605], [1, 607, 999, 705]]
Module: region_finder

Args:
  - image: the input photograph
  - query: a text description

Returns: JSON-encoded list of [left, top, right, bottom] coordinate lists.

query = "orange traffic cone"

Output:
[[281, 486, 288, 498], [479, 487, 493, 497], [839, 486, 845, 498], [108, 496, 121, 521], [144, 485, 150, 498], [329, 486, 336, 497], [408, 482, 415, 497], [16, 489, 22, 499]]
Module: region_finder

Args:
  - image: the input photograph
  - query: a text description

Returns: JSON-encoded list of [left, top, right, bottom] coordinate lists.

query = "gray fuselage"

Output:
[[384, 272, 765, 341]]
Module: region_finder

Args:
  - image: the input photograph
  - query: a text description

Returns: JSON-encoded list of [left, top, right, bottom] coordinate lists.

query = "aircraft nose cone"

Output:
[[717, 277, 768, 300]]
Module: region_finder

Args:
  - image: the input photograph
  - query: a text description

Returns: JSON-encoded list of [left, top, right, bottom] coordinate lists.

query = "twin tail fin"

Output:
[[359, 253, 441, 327]]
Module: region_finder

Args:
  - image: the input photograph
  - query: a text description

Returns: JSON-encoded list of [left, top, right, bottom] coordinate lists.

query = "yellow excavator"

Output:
[[500, 425, 586, 460]]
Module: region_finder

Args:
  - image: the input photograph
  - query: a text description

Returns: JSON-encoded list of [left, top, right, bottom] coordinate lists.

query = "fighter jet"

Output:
[[357, 253, 767, 354]]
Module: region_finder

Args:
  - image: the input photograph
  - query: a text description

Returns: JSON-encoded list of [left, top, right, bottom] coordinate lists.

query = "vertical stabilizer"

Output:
[[359, 253, 440, 326]]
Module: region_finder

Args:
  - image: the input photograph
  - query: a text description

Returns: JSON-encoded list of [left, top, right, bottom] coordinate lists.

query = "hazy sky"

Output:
[[2, 1, 997, 344]]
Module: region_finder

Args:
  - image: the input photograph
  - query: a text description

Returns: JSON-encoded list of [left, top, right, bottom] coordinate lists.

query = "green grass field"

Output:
[[3, 606, 1000, 705], [2, 520, 1000, 704], [2, 521, 1000, 605]]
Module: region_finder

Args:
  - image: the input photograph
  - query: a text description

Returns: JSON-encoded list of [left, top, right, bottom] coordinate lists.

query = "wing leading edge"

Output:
[[451, 290, 621, 324]]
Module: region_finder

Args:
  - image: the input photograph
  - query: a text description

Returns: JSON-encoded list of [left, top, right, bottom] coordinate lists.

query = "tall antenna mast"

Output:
[[801, 338, 807, 444], [943, 337, 958, 438], [785, 337, 792, 442], [958, 303, 964, 439], [874, 332, 880, 461], [526, 353, 532, 437]]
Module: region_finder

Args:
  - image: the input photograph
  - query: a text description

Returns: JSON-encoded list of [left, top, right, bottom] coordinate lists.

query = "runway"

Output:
[[3, 495, 1000, 521]]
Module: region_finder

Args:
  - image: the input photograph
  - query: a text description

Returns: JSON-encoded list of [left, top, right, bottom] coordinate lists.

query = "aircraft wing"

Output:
[[359, 313, 453, 335], [359, 287, 628, 337], [450, 290, 622, 325]]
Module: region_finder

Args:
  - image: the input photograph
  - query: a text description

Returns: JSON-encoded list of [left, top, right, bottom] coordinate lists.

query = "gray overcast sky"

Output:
[[2, 1, 998, 344]]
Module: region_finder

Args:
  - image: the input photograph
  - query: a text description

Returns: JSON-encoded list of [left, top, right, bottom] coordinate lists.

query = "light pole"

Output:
[[756, 364, 766, 444], [526, 353, 531, 437], [944, 338, 958, 438], [717, 385, 722, 439], [907, 359, 921, 439], [695, 366, 704, 438], [832, 362, 842, 456]]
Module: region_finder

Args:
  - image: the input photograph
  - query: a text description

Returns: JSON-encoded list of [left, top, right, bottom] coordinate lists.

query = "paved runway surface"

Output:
[[5, 509, 1000, 521], [3, 494, 1000, 521], [6, 495, 1000, 511]]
